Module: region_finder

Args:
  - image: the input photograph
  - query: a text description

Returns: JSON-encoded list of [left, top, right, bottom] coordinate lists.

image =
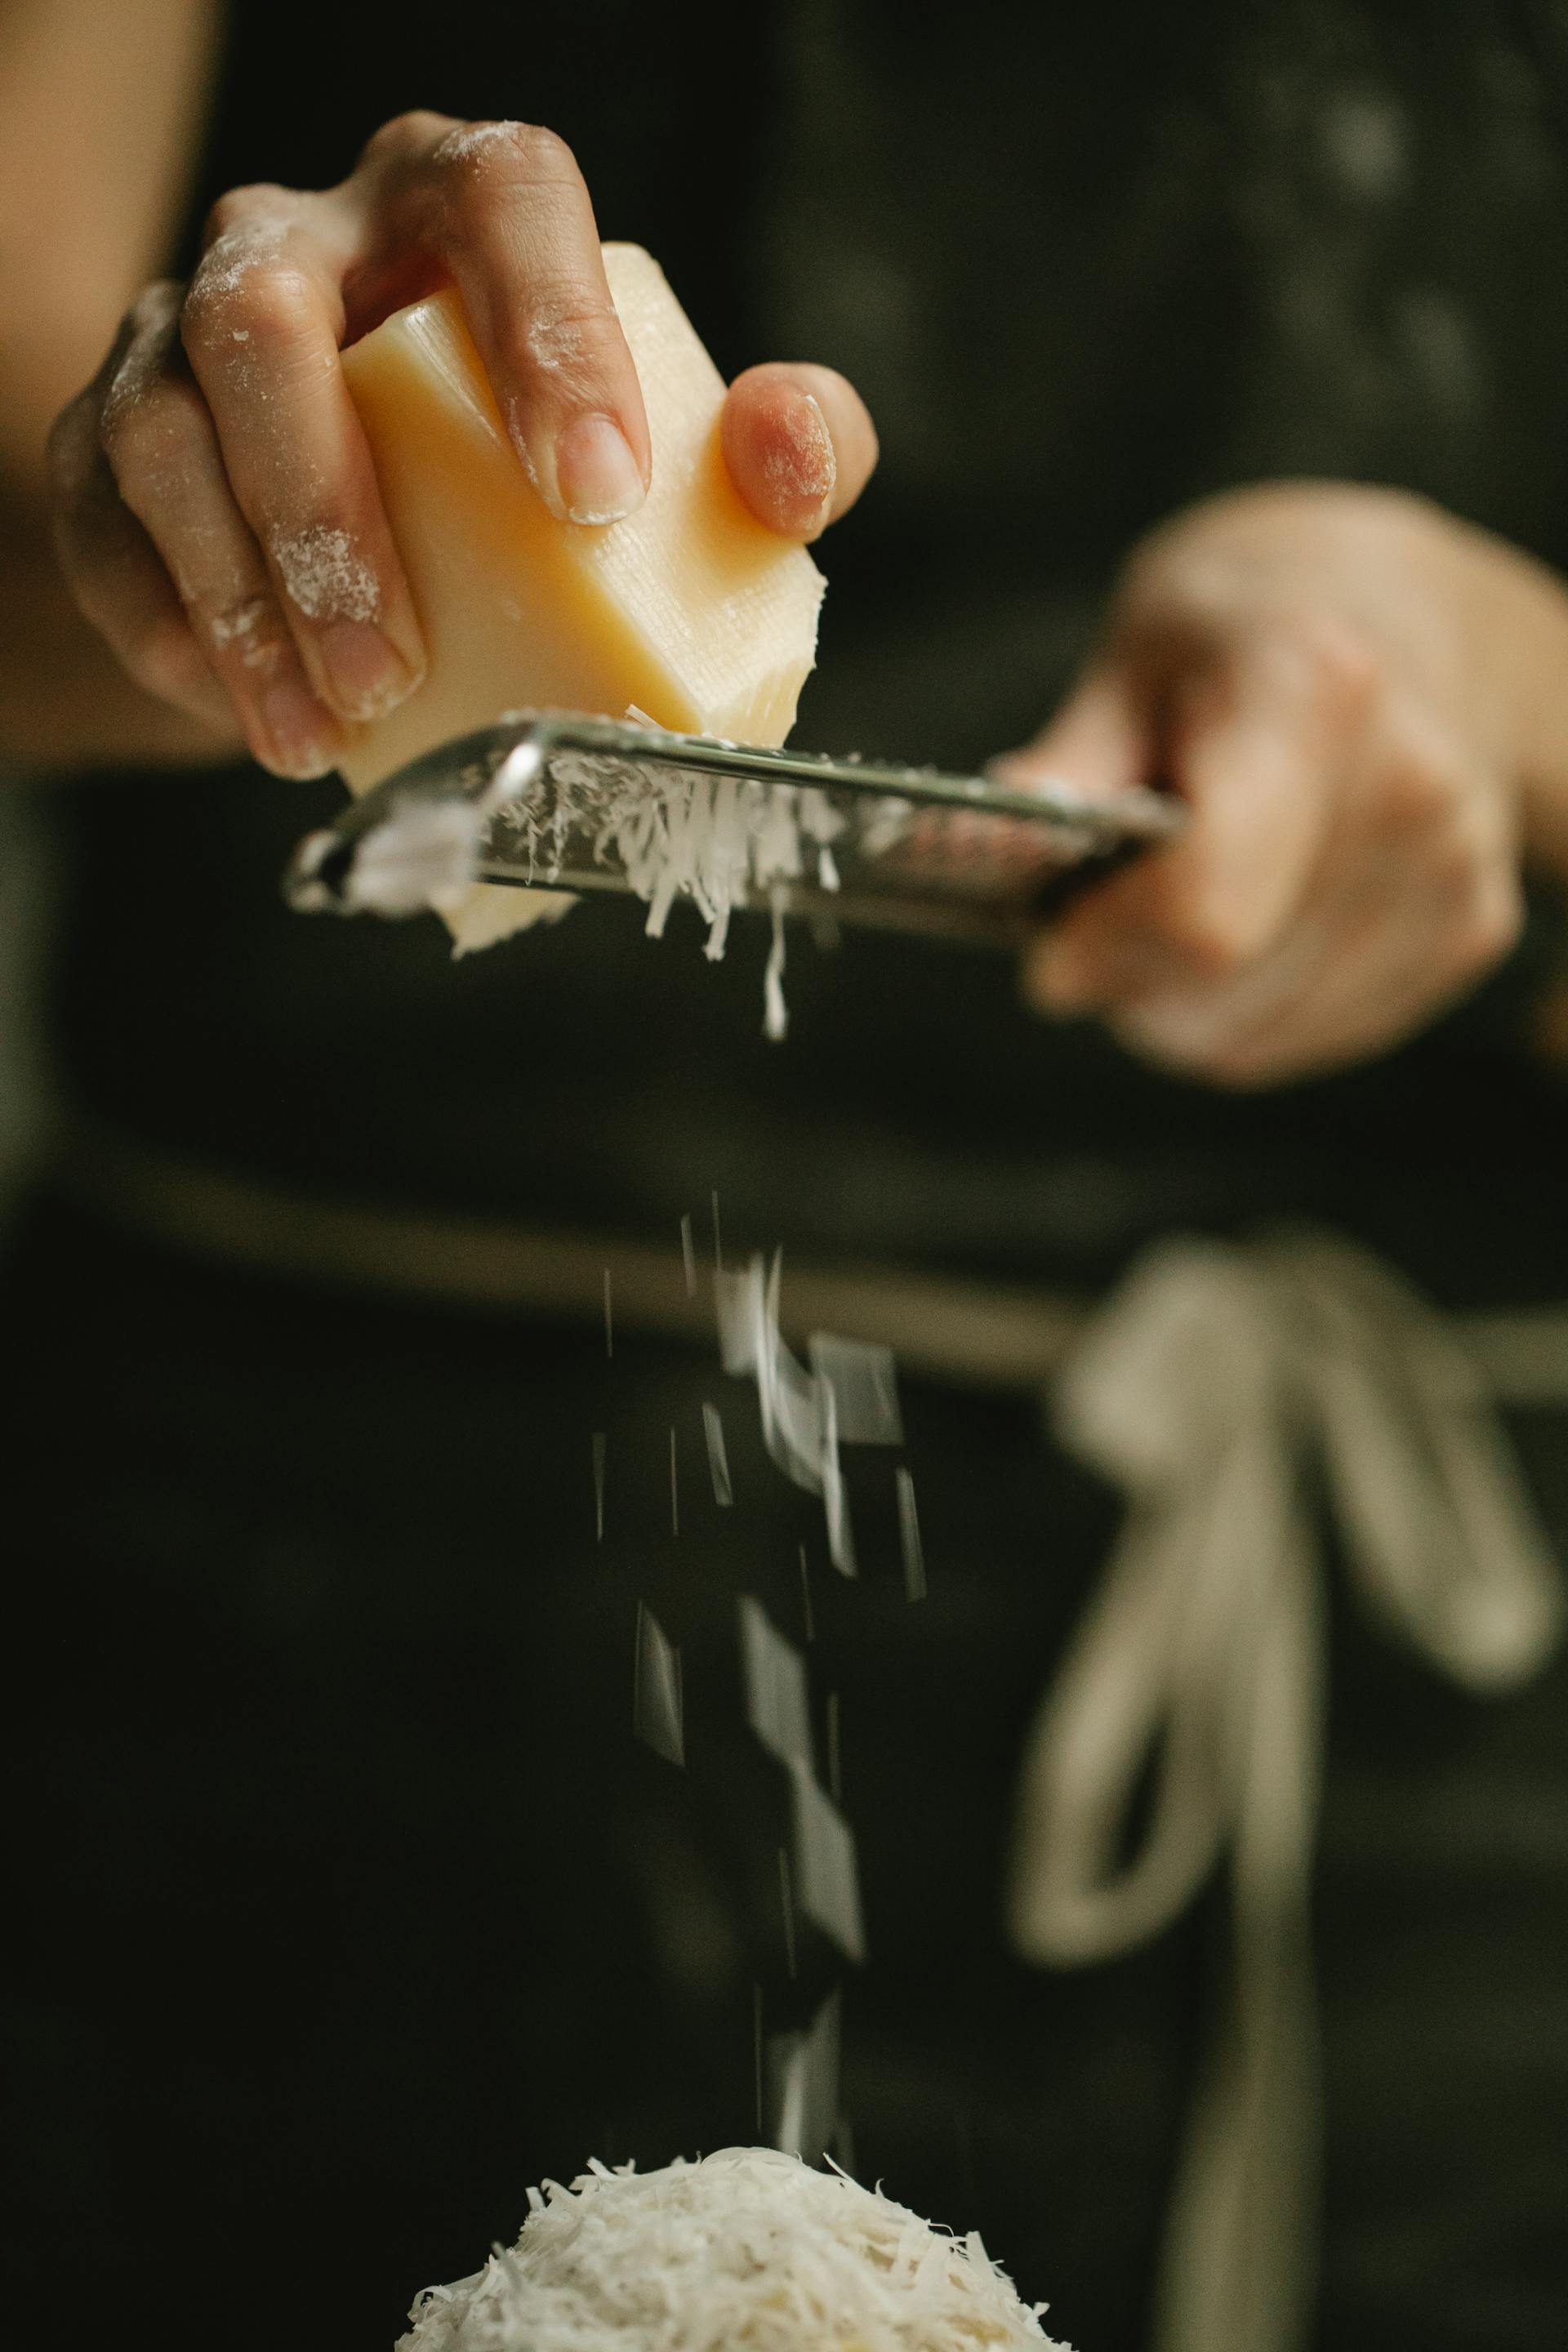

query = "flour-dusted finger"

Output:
[[49, 350, 233, 734], [365, 113, 649, 524], [94, 281, 341, 776], [182, 185, 426, 728], [720, 363, 878, 541]]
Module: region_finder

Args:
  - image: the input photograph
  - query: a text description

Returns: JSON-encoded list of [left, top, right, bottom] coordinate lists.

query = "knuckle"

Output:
[[204, 592, 287, 677], [187, 203, 319, 349], [521, 288, 621, 376], [509, 120, 580, 180], [360, 109, 454, 170], [203, 181, 296, 246], [189, 255, 318, 356], [432, 116, 582, 192], [234, 265, 320, 349], [100, 371, 202, 489]]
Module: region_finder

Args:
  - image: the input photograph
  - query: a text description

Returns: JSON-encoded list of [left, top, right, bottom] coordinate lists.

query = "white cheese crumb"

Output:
[[272, 523, 381, 623], [340, 797, 486, 917], [492, 746, 847, 1036], [396, 2146, 1067, 2352], [632, 1600, 684, 1766], [703, 1401, 734, 1504]]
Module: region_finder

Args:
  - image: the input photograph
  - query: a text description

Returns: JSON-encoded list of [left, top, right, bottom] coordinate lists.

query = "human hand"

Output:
[[1005, 483, 1568, 1085], [47, 114, 877, 780]]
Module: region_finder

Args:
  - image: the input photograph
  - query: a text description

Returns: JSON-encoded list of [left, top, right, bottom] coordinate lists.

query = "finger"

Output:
[[987, 666, 1152, 882], [1109, 910, 1347, 1084], [1024, 624, 1369, 1013], [100, 283, 345, 776], [997, 666, 1150, 802], [51, 369, 236, 737], [924, 666, 1150, 878], [182, 187, 427, 727], [1102, 771, 1414, 1076], [368, 114, 649, 525], [1116, 866, 1510, 1085], [1111, 765, 1521, 1085], [720, 363, 878, 540]]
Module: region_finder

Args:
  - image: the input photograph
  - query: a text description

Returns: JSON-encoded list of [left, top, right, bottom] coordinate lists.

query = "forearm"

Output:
[[0, 0, 229, 769]]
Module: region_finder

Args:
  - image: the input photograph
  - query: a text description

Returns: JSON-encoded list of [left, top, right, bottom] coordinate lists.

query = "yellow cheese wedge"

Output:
[[338, 243, 826, 951]]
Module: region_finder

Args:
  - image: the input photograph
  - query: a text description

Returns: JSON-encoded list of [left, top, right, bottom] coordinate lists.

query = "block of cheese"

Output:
[[338, 244, 826, 952]]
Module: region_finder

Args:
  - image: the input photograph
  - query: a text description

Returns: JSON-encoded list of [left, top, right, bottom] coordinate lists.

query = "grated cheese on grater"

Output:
[[396, 2147, 1068, 2352], [492, 746, 844, 969]]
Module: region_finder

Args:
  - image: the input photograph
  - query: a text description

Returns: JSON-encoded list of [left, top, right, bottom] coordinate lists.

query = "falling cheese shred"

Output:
[[397, 2148, 1067, 2352]]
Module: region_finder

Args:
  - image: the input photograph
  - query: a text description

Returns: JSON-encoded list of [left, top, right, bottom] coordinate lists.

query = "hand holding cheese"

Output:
[[49, 109, 877, 782], [338, 243, 835, 951]]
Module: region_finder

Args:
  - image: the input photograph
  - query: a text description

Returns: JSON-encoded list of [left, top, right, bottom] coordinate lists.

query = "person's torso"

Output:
[[47, 0, 1568, 1299]]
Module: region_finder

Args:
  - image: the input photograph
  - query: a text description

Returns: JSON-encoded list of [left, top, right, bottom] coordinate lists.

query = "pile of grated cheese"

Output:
[[396, 2147, 1068, 2352]]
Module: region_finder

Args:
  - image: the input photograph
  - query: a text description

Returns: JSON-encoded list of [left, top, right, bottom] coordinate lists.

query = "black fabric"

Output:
[[7, 1199, 1568, 2350], [12, 6, 1568, 2345], [49, 753, 1568, 1305], [180, 0, 771, 376]]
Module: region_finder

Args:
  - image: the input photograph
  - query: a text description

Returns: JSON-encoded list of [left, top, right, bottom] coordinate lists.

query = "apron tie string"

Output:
[[1007, 1230, 1563, 2352]]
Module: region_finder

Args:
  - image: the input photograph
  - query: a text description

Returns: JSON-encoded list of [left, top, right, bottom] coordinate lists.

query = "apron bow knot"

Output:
[[1009, 1231, 1562, 2352]]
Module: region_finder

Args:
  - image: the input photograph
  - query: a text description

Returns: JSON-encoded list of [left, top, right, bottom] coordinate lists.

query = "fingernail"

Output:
[[318, 619, 421, 721], [261, 678, 340, 777], [553, 414, 645, 525]]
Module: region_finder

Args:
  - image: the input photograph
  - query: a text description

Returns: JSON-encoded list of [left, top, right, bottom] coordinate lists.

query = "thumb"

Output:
[[1022, 627, 1357, 1013], [720, 363, 878, 541], [993, 662, 1150, 804]]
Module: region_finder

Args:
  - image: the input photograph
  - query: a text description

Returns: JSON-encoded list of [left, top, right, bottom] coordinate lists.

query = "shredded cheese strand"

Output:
[[493, 755, 844, 962]]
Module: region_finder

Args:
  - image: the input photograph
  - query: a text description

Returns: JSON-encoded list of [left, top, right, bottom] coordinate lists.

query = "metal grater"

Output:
[[283, 710, 1183, 949]]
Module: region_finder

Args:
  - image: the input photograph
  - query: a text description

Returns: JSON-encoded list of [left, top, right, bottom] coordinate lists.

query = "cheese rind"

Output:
[[338, 246, 826, 951]]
